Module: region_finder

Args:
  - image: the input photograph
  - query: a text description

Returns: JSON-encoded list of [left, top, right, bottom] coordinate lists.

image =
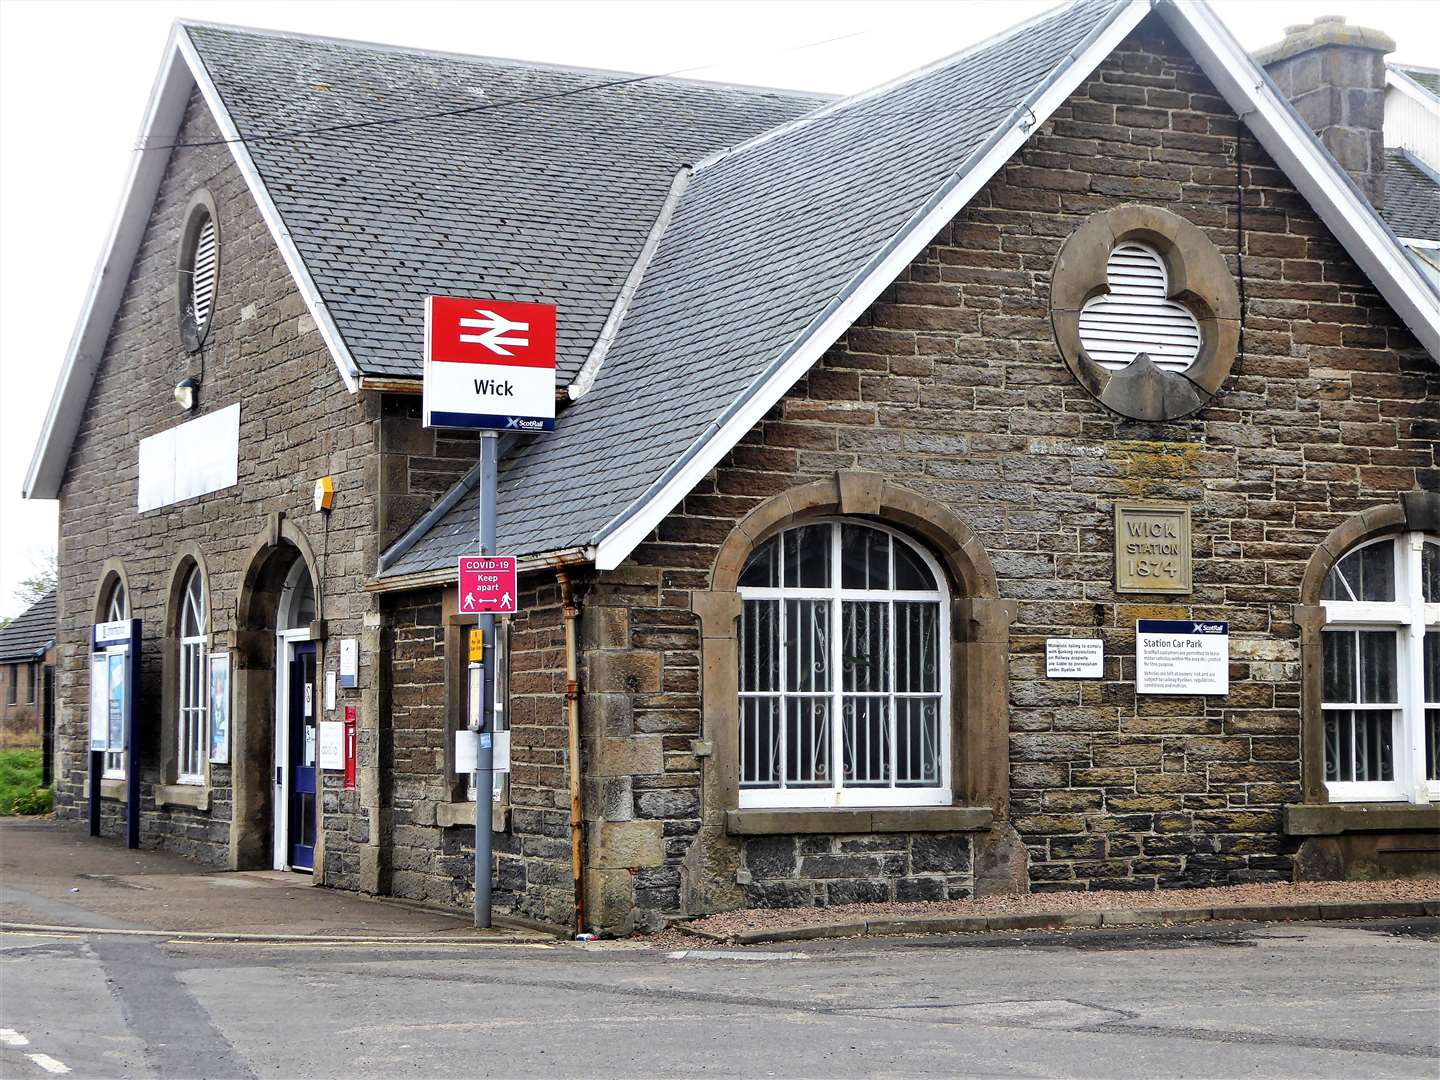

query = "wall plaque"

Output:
[[1115, 501, 1191, 594]]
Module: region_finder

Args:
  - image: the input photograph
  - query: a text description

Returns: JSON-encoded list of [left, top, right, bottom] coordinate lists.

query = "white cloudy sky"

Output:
[[0, 0, 1435, 618]]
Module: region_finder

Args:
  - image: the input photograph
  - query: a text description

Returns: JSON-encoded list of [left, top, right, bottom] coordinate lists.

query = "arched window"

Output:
[[1320, 533, 1439, 802], [178, 566, 208, 783], [737, 520, 950, 808], [279, 559, 315, 632], [101, 578, 129, 778], [105, 580, 127, 624]]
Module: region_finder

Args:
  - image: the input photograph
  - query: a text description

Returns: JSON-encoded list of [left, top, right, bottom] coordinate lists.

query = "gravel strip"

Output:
[[639, 879, 1440, 947]]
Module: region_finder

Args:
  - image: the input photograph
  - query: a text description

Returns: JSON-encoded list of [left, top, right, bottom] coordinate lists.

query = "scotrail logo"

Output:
[[506, 417, 546, 430]]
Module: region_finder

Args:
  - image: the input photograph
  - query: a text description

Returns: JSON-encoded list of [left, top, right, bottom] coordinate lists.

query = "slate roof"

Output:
[[1384, 148, 1440, 242], [1393, 64, 1440, 99], [184, 25, 831, 382], [379, 0, 1123, 577], [0, 591, 56, 664]]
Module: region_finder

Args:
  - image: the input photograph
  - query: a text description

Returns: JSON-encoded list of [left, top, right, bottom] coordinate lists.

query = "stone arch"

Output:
[[1292, 492, 1440, 806], [681, 472, 1019, 918], [229, 514, 324, 871], [709, 472, 999, 599], [91, 558, 132, 623]]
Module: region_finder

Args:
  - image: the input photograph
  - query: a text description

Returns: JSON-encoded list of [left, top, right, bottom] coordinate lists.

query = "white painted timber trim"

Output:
[[23, 29, 193, 500], [1387, 68, 1440, 119], [591, 0, 1150, 572], [177, 27, 360, 392], [1158, 0, 1440, 354]]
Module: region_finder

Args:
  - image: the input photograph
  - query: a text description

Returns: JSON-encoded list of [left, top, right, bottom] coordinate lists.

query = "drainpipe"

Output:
[[556, 568, 586, 936]]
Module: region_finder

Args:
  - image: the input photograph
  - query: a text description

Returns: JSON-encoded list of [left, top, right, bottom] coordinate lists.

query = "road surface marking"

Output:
[[27, 1053, 71, 1074], [0, 1029, 30, 1047]]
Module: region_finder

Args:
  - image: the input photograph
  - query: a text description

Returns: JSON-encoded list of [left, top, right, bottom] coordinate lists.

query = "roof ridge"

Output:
[[178, 18, 836, 101], [689, 0, 1113, 173]]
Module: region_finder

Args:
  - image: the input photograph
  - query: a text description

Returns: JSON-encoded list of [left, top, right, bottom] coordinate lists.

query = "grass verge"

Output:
[[0, 748, 52, 815]]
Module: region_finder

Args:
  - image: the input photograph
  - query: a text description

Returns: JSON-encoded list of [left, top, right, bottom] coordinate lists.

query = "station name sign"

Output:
[[423, 296, 557, 432]]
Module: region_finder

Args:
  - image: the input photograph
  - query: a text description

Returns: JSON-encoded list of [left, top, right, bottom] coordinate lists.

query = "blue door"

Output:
[[287, 644, 317, 871]]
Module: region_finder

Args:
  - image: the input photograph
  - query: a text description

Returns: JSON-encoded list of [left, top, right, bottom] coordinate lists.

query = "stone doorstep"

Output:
[[681, 898, 1440, 946]]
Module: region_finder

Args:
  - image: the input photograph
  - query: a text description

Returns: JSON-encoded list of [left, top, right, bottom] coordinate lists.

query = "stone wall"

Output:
[[380, 576, 576, 926], [580, 15, 1436, 930], [51, 90, 379, 879], [742, 834, 974, 907]]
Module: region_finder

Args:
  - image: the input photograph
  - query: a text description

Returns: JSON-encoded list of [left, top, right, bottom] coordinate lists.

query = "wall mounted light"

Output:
[[174, 377, 199, 411]]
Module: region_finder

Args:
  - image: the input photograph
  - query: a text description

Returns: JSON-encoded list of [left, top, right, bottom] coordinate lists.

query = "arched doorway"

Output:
[[231, 518, 323, 873]]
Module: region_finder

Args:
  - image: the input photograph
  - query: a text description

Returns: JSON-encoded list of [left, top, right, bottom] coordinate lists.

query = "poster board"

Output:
[[208, 652, 232, 764]]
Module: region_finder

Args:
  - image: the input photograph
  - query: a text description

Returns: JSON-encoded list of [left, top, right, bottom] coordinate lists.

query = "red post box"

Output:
[[343, 705, 357, 790]]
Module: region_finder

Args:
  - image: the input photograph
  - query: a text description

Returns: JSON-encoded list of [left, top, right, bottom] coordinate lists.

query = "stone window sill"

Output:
[[156, 784, 211, 811], [95, 778, 126, 801], [437, 799, 507, 831], [725, 806, 992, 836], [1284, 803, 1440, 836]]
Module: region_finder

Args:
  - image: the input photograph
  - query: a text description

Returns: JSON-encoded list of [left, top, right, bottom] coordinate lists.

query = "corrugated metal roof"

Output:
[[0, 591, 56, 664], [184, 24, 831, 383], [381, 0, 1122, 577]]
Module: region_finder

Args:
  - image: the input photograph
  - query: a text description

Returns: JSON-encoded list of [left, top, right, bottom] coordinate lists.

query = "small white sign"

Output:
[[455, 729, 478, 773], [339, 639, 359, 689], [1046, 638, 1104, 679], [93, 621, 132, 646], [493, 730, 510, 773], [318, 721, 345, 770], [1136, 619, 1229, 695], [137, 403, 240, 512], [324, 671, 337, 712]]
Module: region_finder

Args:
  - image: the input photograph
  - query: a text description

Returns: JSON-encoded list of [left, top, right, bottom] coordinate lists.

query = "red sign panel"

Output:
[[427, 297, 557, 368], [343, 706, 357, 791], [458, 556, 519, 615]]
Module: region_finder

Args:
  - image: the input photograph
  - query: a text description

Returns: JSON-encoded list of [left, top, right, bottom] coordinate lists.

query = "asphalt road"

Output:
[[2, 919, 1437, 1079]]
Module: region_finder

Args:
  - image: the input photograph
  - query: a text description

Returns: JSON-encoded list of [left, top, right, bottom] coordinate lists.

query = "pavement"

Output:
[[0, 818, 545, 941], [2, 819, 1439, 1078]]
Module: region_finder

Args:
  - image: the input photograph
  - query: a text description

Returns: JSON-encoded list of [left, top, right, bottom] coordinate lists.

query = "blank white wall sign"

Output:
[[137, 404, 240, 512]]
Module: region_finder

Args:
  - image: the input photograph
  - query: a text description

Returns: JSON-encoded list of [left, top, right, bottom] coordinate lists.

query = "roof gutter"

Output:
[[586, 0, 1149, 571], [366, 546, 593, 594]]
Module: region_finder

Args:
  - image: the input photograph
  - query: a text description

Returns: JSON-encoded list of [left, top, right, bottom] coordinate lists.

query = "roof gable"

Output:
[[24, 22, 827, 501]]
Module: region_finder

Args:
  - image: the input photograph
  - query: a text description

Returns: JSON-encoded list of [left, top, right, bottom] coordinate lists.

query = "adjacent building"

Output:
[[0, 591, 56, 749], [24, 0, 1439, 934]]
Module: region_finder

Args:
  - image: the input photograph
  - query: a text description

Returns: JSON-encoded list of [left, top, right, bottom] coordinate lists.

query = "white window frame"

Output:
[[1321, 533, 1439, 804], [102, 581, 128, 779], [177, 567, 208, 784], [738, 519, 951, 810]]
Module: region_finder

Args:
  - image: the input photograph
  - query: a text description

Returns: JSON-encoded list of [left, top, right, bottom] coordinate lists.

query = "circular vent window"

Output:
[[177, 192, 220, 351]]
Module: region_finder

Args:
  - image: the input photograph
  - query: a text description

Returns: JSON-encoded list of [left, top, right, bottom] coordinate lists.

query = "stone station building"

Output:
[[25, 0, 1440, 934]]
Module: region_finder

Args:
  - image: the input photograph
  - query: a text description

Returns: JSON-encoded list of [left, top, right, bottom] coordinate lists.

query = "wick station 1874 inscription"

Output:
[[1114, 501, 1191, 594]]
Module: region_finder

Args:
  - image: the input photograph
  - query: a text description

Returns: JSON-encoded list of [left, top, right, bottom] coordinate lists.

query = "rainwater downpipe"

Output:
[[556, 568, 586, 935]]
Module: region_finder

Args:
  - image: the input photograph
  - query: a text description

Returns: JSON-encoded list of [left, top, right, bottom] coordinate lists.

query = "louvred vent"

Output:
[[190, 217, 218, 329], [1077, 242, 1201, 372]]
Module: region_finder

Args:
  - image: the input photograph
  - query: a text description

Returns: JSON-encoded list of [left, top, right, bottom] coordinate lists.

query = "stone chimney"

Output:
[[1255, 15, 1396, 210]]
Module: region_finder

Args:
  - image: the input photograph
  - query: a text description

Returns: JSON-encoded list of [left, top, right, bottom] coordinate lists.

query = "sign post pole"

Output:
[[473, 431, 498, 929], [422, 292, 555, 931]]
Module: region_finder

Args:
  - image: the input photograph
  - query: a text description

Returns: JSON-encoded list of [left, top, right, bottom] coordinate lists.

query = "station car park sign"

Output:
[[1136, 619, 1229, 696], [423, 296, 557, 432]]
